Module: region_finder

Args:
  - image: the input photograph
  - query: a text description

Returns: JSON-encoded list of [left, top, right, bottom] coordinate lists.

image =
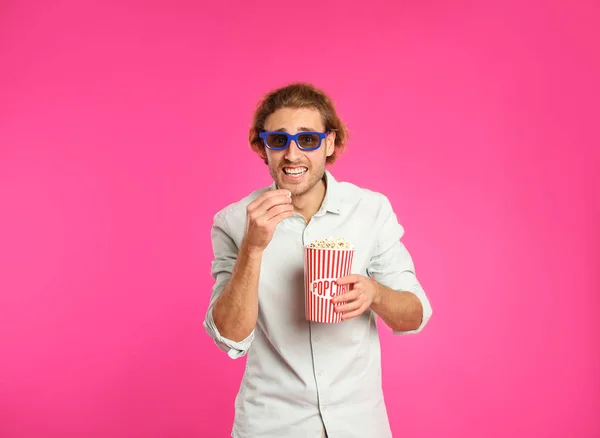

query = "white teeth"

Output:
[[284, 168, 307, 176]]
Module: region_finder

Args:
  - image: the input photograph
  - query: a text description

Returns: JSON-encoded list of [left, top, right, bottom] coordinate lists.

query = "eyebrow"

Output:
[[272, 127, 319, 133]]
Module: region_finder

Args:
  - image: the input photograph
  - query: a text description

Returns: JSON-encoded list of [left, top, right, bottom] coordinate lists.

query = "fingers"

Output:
[[249, 197, 292, 224], [260, 195, 293, 215], [265, 204, 294, 222], [340, 303, 369, 320], [242, 189, 293, 252], [332, 287, 360, 305], [334, 274, 361, 286], [264, 203, 294, 221], [334, 293, 363, 314], [249, 190, 294, 229], [248, 190, 291, 214], [269, 208, 295, 226]]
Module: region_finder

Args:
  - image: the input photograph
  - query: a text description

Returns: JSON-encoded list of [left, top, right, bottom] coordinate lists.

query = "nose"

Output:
[[284, 138, 303, 162]]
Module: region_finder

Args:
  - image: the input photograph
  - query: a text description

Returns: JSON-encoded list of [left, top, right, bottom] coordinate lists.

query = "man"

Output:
[[204, 83, 432, 438]]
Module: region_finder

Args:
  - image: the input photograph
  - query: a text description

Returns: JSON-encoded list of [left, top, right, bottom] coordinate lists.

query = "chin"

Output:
[[289, 186, 310, 197], [277, 181, 302, 194]]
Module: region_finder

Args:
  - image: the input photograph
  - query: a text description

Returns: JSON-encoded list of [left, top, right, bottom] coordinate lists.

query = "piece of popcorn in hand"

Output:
[[307, 236, 353, 250]]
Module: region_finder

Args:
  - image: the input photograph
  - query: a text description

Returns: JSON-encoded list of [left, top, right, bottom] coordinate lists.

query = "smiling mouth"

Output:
[[283, 167, 308, 176]]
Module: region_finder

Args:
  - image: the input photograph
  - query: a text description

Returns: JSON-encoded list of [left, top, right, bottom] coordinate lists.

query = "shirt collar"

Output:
[[319, 169, 342, 215], [268, 169, 343, 215]]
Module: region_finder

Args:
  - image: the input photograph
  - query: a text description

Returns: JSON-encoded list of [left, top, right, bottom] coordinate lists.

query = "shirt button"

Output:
[[317, 371, 323, 377], [314, 336, 320, 342], [321, 406, 327, 412]]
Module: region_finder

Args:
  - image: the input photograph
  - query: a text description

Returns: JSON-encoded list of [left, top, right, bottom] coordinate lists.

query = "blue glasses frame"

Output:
[[259, 131, 329, 151]]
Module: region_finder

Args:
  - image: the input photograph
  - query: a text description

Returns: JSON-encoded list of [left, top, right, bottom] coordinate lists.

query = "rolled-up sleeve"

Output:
[[367, 194, 433, 335], [203, 212, 255, 359]]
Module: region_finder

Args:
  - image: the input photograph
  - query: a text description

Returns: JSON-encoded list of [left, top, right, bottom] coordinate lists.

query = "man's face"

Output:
[[262, 107, 335, 197]]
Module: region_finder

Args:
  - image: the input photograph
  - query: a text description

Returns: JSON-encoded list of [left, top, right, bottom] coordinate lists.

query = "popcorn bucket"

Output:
[[304, 245, 355, 323]]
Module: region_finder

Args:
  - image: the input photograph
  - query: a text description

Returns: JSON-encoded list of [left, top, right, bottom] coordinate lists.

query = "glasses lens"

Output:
[[265, 134, 289, 149], [297, 133, 321, 149]]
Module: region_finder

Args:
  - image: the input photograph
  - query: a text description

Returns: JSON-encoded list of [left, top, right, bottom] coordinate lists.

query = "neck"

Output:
[[292, 177, 327, 223]]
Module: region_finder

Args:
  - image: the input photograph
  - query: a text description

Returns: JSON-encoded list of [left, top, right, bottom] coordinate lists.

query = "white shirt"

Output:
[[204, 170, 432, 438]]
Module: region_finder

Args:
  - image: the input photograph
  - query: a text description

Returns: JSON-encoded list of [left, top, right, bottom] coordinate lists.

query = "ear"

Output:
[[325, 131, 336, 157], [257, 145, 268, 162]]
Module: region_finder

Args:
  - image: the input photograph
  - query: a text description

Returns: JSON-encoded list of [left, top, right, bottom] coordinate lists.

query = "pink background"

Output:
[[1, 1, 598, 437]]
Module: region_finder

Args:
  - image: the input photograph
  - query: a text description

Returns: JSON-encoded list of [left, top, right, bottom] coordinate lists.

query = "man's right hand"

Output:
[[210, 189, 292, 344], [243, 189, 294, 253]]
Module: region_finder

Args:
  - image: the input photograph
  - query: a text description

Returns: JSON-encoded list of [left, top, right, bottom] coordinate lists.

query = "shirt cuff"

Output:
[[203, 309, 255, 359], [393, 287, 433, 335]]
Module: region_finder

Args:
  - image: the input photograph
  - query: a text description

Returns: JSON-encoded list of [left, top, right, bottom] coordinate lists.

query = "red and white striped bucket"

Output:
[[304, 246, 355, 323]]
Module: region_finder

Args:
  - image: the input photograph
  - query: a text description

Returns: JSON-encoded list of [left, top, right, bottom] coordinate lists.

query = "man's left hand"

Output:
[[332, 275, 380, 320]]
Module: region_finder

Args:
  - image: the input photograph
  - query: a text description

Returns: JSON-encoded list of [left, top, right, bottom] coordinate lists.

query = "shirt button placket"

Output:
[[312, 333, 329, 428]]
